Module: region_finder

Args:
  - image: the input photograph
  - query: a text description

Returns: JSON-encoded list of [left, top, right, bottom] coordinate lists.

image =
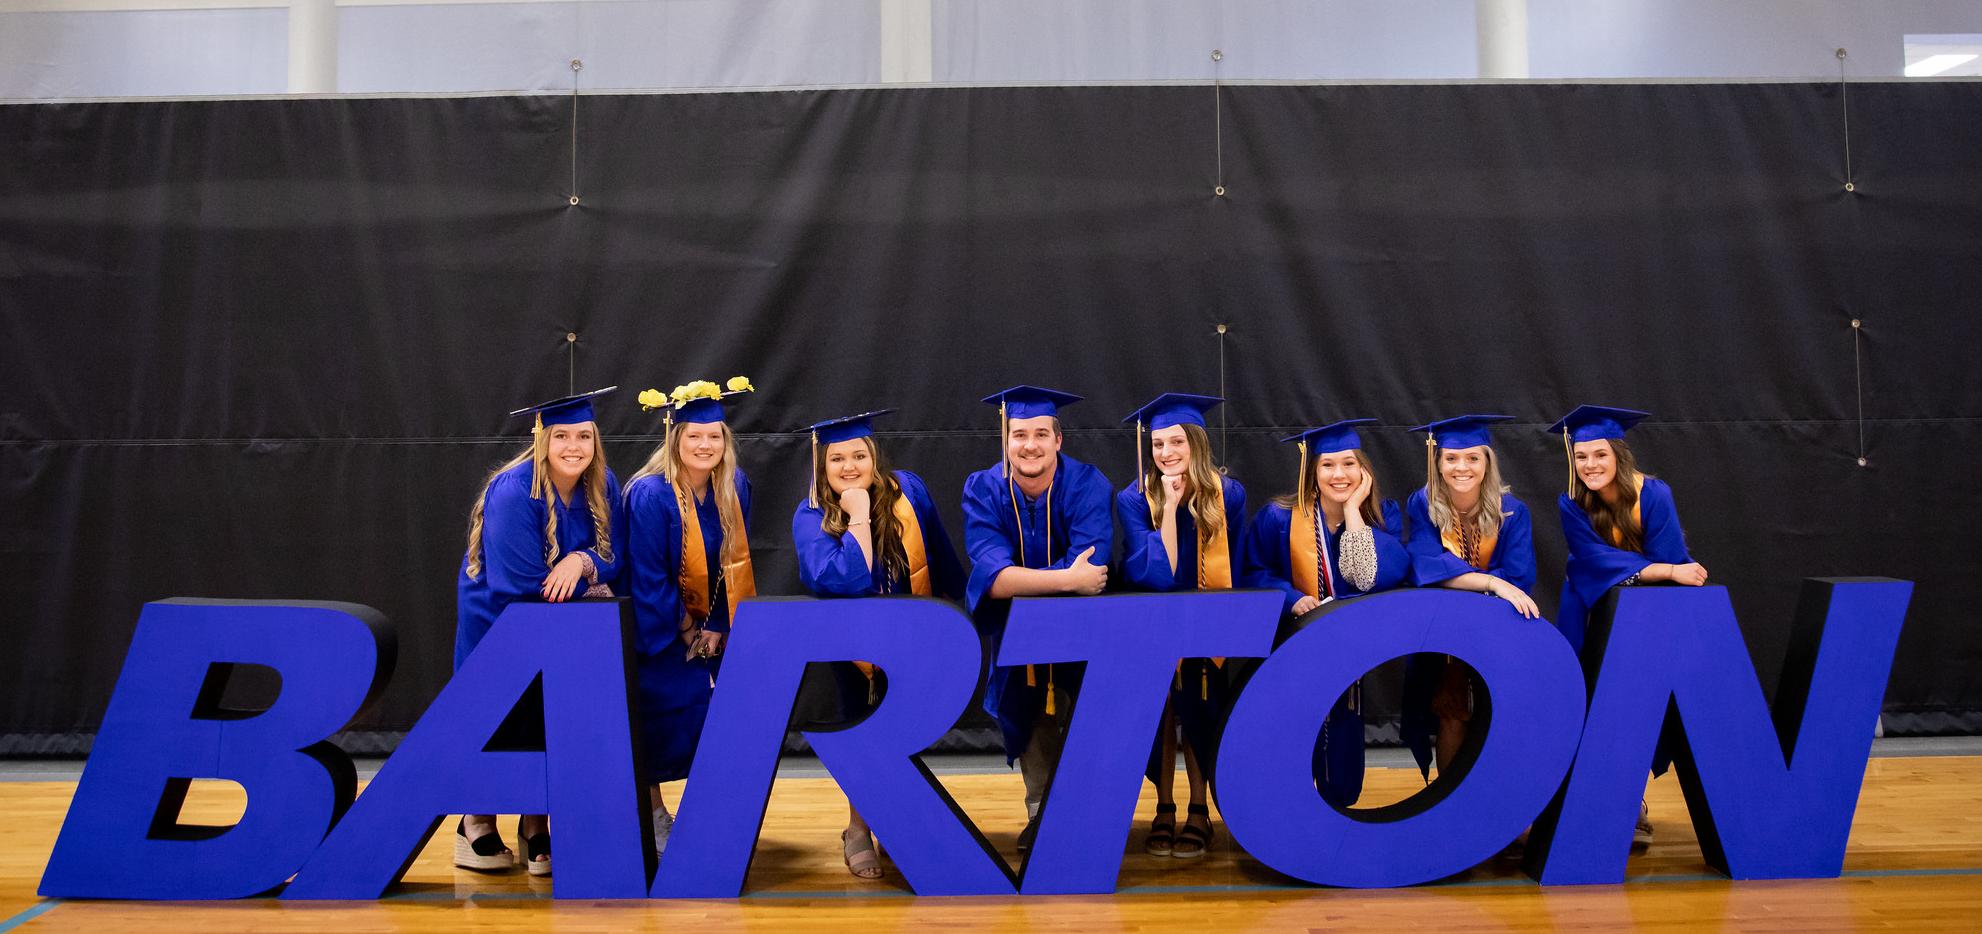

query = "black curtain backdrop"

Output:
[[2, 82, 1978, 755]]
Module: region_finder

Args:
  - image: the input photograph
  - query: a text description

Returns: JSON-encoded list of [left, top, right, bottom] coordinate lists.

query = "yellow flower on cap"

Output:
[[726, 375, 755, 393], [637, 388, 667, 411], [672, 380, 722, 407]]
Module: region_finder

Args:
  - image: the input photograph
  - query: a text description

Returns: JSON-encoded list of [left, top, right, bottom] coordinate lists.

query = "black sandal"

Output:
[[1173, 803, 1213, 859], [452, 817, 514, 872], [1144, 803, 1177, 856], [519, 822, 552, 877]]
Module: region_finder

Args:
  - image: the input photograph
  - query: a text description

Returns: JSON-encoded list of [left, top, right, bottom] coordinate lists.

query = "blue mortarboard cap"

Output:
[[1281, 418, 1378, 454], [510, 386, 616, 429], [1123, 393, 1225, 431], [1545, 405, 1650, 443], [982, 386, 1083, 421], [676, 397, 727, 425], [808, 409, 895, 444], [1410, 414, 1515, 450]]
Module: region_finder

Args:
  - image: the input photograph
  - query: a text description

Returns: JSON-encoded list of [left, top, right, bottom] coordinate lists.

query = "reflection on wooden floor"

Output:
[[5, 756, 1981, 931]]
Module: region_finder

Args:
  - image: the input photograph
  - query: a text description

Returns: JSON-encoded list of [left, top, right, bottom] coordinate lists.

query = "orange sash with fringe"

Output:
[[851, 492, 930, 680], [1290, 499, 1323, 600], [1440, 508, 1498, 571], [678, 481, 755, 630]]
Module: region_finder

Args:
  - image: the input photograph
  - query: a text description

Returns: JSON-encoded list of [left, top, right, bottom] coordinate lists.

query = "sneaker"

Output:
[[1632, 801, 1654, 848], [653, 807, 675, 856]]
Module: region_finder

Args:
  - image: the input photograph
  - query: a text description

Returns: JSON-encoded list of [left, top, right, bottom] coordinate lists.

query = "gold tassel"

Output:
[[1425, 434, 1437, 492], [1045, 667, 1056, 716], [532, 412, 543, 435], [1563, 427, 1575, 498], [1295, 439, 1309, 516], [1200, 667, 1208, 702], [808, 430, 819, 507], [1026, 663, 1036, 687]]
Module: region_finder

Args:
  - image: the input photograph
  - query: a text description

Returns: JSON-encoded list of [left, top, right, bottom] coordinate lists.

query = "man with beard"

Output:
[[962, 386, 1114, 855]]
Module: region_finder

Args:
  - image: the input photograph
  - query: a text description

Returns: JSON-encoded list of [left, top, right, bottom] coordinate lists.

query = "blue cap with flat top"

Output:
[[1410, 414, 1515, 450], [509, 386, 617, 430], [1282, 418, 1378, 455], [1545, 405, 1650, 443], [1123, 393, 1224, 431], [807, 409, 895, 445], [982, 386, 1083, 421]]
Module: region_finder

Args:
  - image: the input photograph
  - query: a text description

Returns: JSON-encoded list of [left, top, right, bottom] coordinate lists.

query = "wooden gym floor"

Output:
[[3, 752, 1980, 932]]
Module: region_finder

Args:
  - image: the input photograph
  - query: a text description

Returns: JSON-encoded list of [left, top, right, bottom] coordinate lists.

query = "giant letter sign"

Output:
[[40, 577, 1914, 900], [1215, 589, 1587, 887], [1002, 591, 1280, 895], [1528, 578, 1912, 884], [285, 599, 650, 899], [40, 600, 394, 899], [653, 596, 1013, 897]]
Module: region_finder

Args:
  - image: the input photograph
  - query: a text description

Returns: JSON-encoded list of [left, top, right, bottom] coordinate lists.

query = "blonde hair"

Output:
[[1274, 448, 1386, 529], [1143, 422, 1227, 543], [811, 436, 910, 584], [463, 425, 615, 579], [1425, 444, 1509, 545], [630, 419, 749, 564]]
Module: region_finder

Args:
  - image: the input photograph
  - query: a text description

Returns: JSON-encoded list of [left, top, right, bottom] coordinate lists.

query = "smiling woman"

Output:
[[622, 379, 758, 860], [789, 408, 966, 882], [1398, 414, 1538, 805], [453, 385, 625, 878]]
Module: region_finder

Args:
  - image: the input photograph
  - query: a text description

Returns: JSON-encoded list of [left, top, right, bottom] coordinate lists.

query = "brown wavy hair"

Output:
[[1570, 438, 1645, 552], [1142, 422, 1226, 544], [811, 436, 910, 585], [1273, 448, 1385, 529]]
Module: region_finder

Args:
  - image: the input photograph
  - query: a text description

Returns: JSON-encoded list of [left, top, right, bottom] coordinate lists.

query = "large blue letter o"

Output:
[[1215, 589, 1585, 887]]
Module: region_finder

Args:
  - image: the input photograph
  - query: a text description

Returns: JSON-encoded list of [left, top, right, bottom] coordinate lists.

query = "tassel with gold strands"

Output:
[[1562, 425, 1575, 498], [1003, 398, 1041, 700], [1001, 398, 1057, 712], [532, 412, 543, 436], [1295, 438, 1311, 516], [1425, 432, 1438, 494], [808, 427, 820, 509]]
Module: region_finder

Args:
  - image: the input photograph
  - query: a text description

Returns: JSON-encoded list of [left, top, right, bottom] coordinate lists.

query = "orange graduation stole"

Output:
[[676, 481, 756, 631], [1440, 509, 1499, 571], [1153, 481, 1233, 699], [1606, 475, 1647, 548], [1289, 498, 1326, 600], [850, 493, 931, 680]]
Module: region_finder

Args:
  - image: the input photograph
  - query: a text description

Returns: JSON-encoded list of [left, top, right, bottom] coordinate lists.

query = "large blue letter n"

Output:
[[1529, 578, 1912, 884]]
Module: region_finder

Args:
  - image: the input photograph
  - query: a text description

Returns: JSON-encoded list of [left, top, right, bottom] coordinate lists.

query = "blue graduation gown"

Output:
[[962, 454, 1114, 762], [791, 470, 964, 600], [790, 470, 964, 729], [1239, 498, 1409, 806], [623, 468, 752, 784], [1240, 499, 1410, 614], [1116, 476, 1246, 784], [455, 460, 625, 670], [1399, 488, 1536, 779], [1555, 477, 1693, 656]]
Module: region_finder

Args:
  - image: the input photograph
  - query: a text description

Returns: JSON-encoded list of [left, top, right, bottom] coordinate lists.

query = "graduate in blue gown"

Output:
[[1546, 405, 1707, 655], [789, 409, 964, 880], [1240, 419, 1411, 809], [1115, 394, 1245, 859], [454, 386, 625, 877], [1547, 404, 1709, 848], [1398, 415, 1540, 784], [622, 378, 757, 857], [961, 386, 1113, 855]]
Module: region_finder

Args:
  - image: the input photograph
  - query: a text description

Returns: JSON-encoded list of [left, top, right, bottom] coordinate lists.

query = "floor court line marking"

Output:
[[0, 900, 58, 932]]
